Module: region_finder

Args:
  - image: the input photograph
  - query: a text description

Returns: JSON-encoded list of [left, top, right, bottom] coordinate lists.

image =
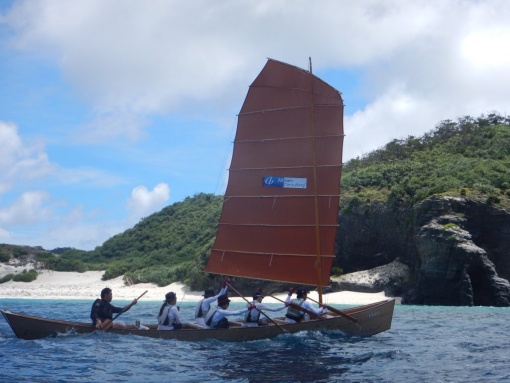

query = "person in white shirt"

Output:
[[285, 289, 326, 323], [244, 290, 289, 327], [157, 292, 182, 330], [194, 279, 230, 327], [205, 294, 255, 329]]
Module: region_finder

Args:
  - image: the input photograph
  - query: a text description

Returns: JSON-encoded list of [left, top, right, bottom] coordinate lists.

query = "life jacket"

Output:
[[205, 307, 219, 327], [158, 304, 182, 329], [195, 299, 205, 318], [245, 301, 260, 323], [158, 305, 172, 326], [285, 298, 305, 322]]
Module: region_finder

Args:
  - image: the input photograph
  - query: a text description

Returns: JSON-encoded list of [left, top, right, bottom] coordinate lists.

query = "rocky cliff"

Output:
[[335, 196, 510, 307]]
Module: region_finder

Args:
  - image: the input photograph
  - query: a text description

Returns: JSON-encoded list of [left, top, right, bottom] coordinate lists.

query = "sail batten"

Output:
[[238, 103, 342, 116], [204, 59, 344, 287], [229, 166, 342, 171], [212, 249, 335, 258], [235, 134, 344, 143]]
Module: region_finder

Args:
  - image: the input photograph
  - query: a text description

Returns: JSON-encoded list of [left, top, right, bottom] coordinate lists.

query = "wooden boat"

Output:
[[1, 58, 395, 341], [1, 299, 394, 341]]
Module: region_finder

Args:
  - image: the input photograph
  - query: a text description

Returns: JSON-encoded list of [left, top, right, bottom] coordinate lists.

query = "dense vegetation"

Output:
[[1, 113, 509, 288], [0, 270, 38, 283], [341, 113, 510, 209]]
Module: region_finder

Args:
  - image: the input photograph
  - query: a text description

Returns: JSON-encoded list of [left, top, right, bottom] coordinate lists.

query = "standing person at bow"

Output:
[[157, 292, 182, 330], [90, 287, 138, 330], [244, 289, 289, 327], [205, 294, 255, 329], [285, 288, 326, 323], [194, 278, 230, 327]]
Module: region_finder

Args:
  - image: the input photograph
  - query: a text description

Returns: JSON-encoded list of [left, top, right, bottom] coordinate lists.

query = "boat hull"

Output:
[[1, 299, 395, 341]]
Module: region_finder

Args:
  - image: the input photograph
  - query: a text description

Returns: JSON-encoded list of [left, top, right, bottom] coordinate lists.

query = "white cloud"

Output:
[[0, 120, 126, 190], [345, 85, 432, 159], [40, 219, 129, 251], [0, 121, 53, 191], [0, 1, 459, 141], [0, 120, 129, 249], [0, 200, 136, 250], [55, 167, 126, 188], [0, 227, 11, 240], [461, 28, 510, 70], [74, 111, 149, 143], [126, 183, 170, 222], [4, 0, 510, 155], [0, 191, 51, 225]]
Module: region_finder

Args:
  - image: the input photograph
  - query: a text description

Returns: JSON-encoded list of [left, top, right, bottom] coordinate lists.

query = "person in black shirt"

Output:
[[90, 287, 138, 329]]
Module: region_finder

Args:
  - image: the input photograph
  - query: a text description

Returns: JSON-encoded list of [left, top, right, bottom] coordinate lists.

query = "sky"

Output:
[[1, 0, 509, 251]]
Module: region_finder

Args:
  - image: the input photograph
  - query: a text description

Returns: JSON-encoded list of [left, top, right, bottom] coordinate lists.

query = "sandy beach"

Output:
[[0, 263, 399, 305]]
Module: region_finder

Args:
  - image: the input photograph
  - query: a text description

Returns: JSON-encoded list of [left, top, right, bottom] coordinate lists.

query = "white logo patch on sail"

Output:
[[263, 177, 307, 189]]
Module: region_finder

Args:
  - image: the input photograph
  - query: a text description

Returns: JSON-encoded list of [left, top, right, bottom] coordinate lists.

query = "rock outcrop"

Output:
[[336, 196, 510, 306], [330, 259, 411, 295]]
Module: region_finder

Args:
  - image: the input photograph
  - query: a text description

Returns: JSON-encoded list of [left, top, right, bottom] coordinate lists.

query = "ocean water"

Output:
[[1, 299, 509, 383]]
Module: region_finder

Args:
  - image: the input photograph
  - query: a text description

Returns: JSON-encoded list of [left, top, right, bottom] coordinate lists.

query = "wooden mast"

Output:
[[308, 57, 324, 304]]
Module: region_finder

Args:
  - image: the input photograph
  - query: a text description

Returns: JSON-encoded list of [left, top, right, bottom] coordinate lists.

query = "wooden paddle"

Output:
[[306, 296, 358, 324], [268, 294, 322, 320], [225, 282, 288, 333], [102, 290, 148, 331]]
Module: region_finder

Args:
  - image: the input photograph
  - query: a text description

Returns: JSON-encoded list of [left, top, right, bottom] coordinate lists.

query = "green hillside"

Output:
[[341, 113, 510, 209]]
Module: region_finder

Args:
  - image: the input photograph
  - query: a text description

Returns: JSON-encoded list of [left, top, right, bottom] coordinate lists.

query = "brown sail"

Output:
[[204, 59, 344, 286]]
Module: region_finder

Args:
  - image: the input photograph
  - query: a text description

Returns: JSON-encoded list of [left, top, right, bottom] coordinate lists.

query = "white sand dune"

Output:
[[0, 263, 399, 305]]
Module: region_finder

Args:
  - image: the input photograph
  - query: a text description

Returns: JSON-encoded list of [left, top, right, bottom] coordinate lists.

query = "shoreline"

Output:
[[0, 266, 401, 305]]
